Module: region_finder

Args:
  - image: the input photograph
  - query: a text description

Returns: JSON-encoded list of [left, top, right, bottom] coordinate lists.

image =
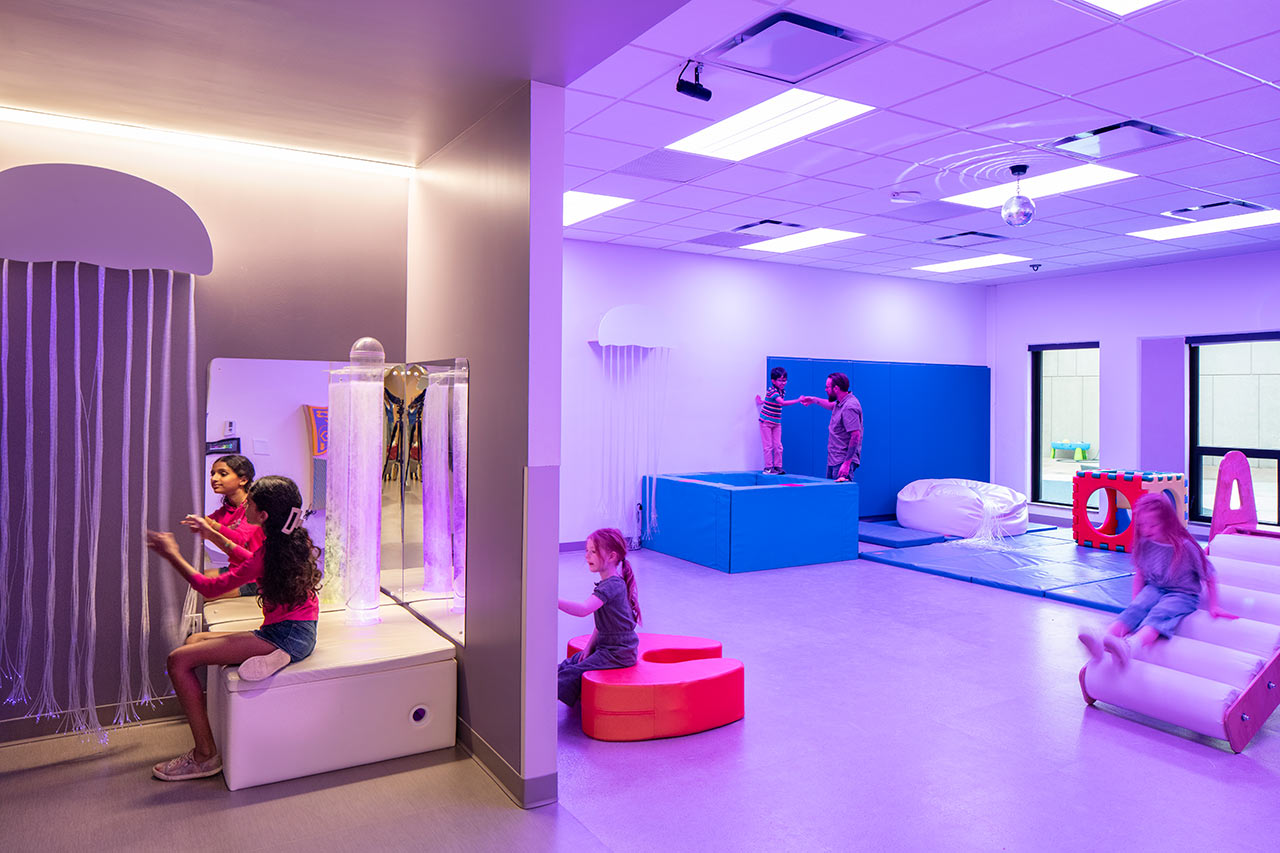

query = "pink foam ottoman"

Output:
[[566, 633, 745, 741]]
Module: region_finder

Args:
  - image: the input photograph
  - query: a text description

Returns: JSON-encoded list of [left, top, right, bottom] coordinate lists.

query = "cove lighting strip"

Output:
[[667, 89, 874, 162], [1128, 209, 1280, 240], [0, 105, 413, 176], [563, 190, 633, 225], [742, 228, 864, 253], [913, 253, 1030, 273], [942, 164, 1135, 209]]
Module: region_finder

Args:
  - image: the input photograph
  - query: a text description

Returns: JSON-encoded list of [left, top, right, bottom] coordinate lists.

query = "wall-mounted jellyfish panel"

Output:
[[1071, 470, 1188, 552]]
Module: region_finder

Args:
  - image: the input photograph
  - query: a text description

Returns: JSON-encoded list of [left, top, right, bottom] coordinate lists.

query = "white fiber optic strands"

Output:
[[82, 266, 106, 740], [31, 262, 61, 721], [5, 261, 36, 706], [323, 368, 350, 607], [114, 271, 137, 725], [157, 271, 178, 647], [421, 377, 452, 593], [449, 378, 468, 613], [178, 274, 201, 639], [64, 263, 87, 734], [338, 362, 383, 625], [136, 270, 157, 704], [0, 260, 12, 683]]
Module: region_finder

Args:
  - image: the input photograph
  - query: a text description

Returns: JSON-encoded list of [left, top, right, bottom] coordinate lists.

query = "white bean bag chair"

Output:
[[896, 478, 1029, 538]]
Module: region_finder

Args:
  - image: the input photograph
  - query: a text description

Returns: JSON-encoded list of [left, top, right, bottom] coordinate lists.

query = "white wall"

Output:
[[560, 239, 990, 542], [988, 248, 1280, 495]]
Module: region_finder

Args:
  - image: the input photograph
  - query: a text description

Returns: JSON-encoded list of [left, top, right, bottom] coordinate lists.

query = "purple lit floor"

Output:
[[556, 545, 1280, 852]]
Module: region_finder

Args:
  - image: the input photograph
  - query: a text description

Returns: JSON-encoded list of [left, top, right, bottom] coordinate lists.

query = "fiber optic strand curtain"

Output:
[[0, 259, 201, 740]]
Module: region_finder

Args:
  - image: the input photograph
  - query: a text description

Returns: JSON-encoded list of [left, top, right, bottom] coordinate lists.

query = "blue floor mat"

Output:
[[861, 534, 1134, 612], [857, 521, 947, 547]]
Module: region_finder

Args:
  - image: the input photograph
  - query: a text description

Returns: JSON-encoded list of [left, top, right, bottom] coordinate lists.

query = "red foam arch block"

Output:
[[567, 633, 745, 742]]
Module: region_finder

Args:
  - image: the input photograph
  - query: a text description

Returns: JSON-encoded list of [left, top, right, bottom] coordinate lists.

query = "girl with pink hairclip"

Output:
[[1079, 493, 1235, 666], [557, 528, 642, 706], [144, 475, 321, 781]]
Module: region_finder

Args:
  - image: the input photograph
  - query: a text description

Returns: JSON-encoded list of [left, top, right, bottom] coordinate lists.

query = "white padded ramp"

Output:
[[896, 478, 1028, 538], [203, 592, 394, 629], [208, 603, 457, 790], [1212, 556, 1280, 595], [1176, 611, 1280, 658], [1216, 584, 1280, 625], [1209, 532, 1280, 564], [1130, 636, 1265, 689], [1084, 660, 1238, 741]]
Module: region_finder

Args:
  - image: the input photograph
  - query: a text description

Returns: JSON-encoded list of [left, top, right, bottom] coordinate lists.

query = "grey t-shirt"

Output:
[[827, 393, 863, 466]]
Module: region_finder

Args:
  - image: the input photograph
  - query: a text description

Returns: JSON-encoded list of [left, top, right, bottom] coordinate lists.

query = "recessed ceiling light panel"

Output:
[[1045, 120, 1184, 161], [701, 12, 885, 84], [741, 227, 863, 253], [942, 164, 1136, 209], [666, 89, 874, 162], [563, 190, 632, 226], [1128, 209, 1280, 240], [913, 253, 1030, 273]]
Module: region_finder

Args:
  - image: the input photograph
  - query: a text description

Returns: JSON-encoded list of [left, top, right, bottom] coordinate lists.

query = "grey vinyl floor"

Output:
[[4, 543, 1279, 852]]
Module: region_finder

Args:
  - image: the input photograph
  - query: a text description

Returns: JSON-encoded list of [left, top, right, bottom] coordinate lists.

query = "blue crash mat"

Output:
[[857, 521, 947, 547], [861, 535, 1134, 611]]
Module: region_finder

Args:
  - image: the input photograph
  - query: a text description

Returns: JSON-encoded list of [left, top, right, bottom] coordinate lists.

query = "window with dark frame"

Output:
[[1188, 332, 1280, 528], [1030, 342, 1100, 506]]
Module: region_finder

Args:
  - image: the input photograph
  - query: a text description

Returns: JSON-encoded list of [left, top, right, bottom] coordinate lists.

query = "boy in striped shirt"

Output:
[[754, 367, 801, 474]]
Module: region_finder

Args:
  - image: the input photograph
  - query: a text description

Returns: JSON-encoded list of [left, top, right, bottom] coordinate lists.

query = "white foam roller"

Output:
[[1216, 584, 1280, 626], [1176, 611, 1280, 657], [1130, 636, 1265, 689], [1209, 533, 1280, 566], [1210, 556, 1280, 596], [1085, 659, 1237, 741]]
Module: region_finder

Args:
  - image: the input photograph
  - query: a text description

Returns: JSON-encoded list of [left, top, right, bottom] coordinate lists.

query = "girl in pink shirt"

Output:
[[146, 475, 322, 781], [186, 456, 265, 597]]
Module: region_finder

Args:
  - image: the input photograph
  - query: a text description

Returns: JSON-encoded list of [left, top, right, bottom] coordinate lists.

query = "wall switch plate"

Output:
[[225, 420, 236, 437]]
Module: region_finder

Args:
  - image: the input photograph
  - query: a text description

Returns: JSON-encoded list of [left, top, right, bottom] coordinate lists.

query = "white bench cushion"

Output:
[[203, 591, 394, 629]]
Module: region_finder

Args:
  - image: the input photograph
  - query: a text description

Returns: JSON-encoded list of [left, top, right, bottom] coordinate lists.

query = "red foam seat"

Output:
[[567, 633, 745, 741]]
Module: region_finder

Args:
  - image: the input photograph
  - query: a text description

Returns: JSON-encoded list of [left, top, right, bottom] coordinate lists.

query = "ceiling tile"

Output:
[[1202, 172, 1280, 200], [608, 202, 706, 224], [632, 0, 776, 58], [888, 131, 1014, 171], [564, 164, 605, 189], [804, 45, 979, 108], [1160, 155, 1280, 189], [1149, 85, 1280, 138], [564, 133, 652, 170], [1210, 119, 1280, 156], [788, 206, 865, 227], [822, 156, 935, 190], [761, 178, 862, 205], [1075, 58, 1255, 118], [970, 99, 1128, 144], [743, 141, 876, 177], [1069, 176, 1190, 205], [894, 74, 1058, 128], [789, 0, 991, 41], [569, 46, 683, 98], [814, 110, 952, 155], [574, 101, 711, 148], [1125, 0, 1280, 55], [1039, 203, 1137, 227], [565, 90, 616, 130], [1112, 189, 1232, 215], [671, 209, 756, 231], [576, 172, 681, 200], [691, 164, 798, 194], [1106, 242, 1191, 258], [670, 241, 731, 254], [1159, 231, 1273, 250], [611, 235, 678, 249], [571, 216, 656, 236], [1102, 138, 1237, 176], [564, 228, 616, 243], [1209, 33, 1280, 83], [713, 196, 811, 219], [647, 183, 746, 208], [637, 223, 716, 242], [901, 0, 1109, 70], [625, 62, 791, 122], [994, 24, 1189, 97]]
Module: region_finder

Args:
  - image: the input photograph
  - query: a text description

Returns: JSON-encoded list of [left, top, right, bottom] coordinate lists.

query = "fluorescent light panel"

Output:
[[942, 164, 1136, 209], [913, 253, 1030, 273], [667, 89, 874, 162], [1128, 209, 1280, 240], [1078, 0, 1169, 15], [742, 228, 863, 253], [0, 105, 412, 175], [563, 190, 633, 225]]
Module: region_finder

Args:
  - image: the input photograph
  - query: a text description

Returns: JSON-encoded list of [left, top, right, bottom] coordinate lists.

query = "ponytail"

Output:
[[621, 557, 642, 626]]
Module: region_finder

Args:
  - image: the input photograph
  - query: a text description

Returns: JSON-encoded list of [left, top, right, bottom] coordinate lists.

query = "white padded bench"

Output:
[[208, 603, 457, 790], [202, 592, 394, 630]]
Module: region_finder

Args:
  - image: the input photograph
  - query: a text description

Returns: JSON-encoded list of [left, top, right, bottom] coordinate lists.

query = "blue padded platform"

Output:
[[861, 532, 1134, 613], [644, 471, 859, 573], [857, 521, 947, 547]]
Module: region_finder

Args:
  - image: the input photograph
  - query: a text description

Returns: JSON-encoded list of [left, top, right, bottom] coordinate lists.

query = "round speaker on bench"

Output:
[[409, 704, 431, 726]]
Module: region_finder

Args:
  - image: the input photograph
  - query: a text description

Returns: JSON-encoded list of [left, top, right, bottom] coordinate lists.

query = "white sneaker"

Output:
[[238, 648, 291, 681]]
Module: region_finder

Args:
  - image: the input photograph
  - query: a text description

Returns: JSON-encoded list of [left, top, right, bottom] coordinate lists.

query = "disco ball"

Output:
[[1001, 194, 1036, 227]]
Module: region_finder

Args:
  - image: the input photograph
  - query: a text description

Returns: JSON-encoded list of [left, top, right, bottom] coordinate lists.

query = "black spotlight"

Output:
[[676, 61, 712, 102]]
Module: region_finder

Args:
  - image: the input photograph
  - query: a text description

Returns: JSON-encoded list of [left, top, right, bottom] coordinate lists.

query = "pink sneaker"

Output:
[[238, 648, 291, 681], [1077, 629, 1104, 664], [153, 749, 222, 781], [1103, 634, 1131, 668]]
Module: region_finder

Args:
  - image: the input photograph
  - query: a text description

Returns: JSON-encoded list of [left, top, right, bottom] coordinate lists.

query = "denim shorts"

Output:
[[1117, 584, 1199, 637], [253, 619, 318, 663]]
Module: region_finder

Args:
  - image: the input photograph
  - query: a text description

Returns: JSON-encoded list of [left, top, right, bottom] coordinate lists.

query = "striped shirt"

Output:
[[760, 387, 783, 424]]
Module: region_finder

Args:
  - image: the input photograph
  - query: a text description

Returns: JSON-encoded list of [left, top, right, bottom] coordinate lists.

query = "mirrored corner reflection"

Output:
[[389, 357, 469, 643]]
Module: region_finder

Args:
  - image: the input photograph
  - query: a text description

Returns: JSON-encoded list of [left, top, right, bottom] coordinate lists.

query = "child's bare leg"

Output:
[[166, 632, 276, 761], [1133, 626, 1161, 649], [1104, 621, 1128, 638]]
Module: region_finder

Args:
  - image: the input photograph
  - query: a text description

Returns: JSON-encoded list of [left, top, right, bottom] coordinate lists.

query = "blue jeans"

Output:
[[827, 463, 859, 480], [1117, 584, 1199, 637]]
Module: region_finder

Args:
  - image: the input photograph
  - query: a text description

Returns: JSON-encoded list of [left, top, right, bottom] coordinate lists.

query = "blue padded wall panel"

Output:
[[767, 356, 822, 477], [729, 483, 859, 571], [848, 361, 897, 516], [642, 476, 731, 570]]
